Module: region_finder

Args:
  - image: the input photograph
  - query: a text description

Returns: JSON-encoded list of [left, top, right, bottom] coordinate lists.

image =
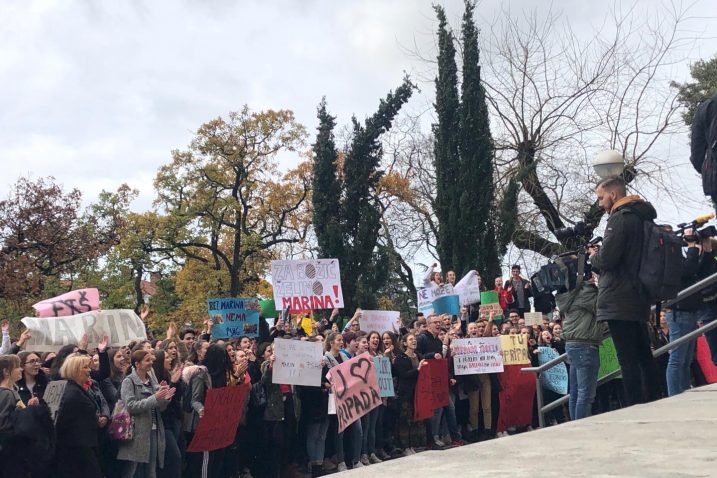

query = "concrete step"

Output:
[[340, 384, 717, 477]]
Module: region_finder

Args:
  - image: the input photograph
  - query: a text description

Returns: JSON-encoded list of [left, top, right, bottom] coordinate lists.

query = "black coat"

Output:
[[392, 352, 420, 401], [415, 331, 442, 360], [56, 380, 99, 448], [690, 94, 717, 197], [591, 197, 656, 322], [17, 371, 49, 406]]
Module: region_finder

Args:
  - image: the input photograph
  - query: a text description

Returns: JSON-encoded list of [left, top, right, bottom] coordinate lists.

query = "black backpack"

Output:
[[638, 220, 683, 302]]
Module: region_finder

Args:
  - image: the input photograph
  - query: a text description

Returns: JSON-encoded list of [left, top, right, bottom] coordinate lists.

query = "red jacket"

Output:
[[494, 286, 514, 310]]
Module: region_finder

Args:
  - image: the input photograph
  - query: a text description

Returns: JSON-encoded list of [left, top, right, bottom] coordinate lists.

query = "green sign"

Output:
[[480, 291, 499, 305], [598, 337, 621, 379], [259, 299, 278, 318]]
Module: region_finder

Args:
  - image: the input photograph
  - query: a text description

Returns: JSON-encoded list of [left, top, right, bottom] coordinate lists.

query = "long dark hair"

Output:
[[152, 350, 171, 383], [201, 344, 229, 388], [50, 344, 79, 379]]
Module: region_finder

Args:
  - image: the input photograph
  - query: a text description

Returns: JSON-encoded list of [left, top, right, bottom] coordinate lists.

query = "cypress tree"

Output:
[[312, 98, 344, 260], [455, 0, 500, 279], [433, 5, 461, 273]]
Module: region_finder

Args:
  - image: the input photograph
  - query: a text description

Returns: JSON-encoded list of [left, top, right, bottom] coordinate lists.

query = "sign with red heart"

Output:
[[327, 352, 381, 433]]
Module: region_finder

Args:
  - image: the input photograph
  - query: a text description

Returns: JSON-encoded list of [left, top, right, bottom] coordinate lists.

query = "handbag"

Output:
[[250, 382, 267, 409], [107, 399, 134, 441]]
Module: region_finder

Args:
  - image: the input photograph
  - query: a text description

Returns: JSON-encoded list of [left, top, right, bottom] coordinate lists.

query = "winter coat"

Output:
[[260, 360, 285, 422], [690, 94, 717, 197], [392, 352, 420, 401], [182, 364, 210, 434], [55, 380, 99, 448], [590, 196, 656, 323], [17, 370, 49, 406], [416, 331, 443, 360], [117, 371, 168, 468], [556, 282, 606, 346]]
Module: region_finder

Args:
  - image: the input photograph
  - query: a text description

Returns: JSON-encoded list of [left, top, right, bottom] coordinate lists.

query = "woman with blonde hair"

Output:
[[55, 354, 103, 478]]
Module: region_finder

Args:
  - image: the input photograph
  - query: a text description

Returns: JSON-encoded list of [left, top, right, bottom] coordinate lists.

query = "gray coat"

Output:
[[117, 371, 169, 467]]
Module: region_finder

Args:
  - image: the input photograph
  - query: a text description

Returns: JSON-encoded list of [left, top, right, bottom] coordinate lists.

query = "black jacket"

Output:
[[415, 331, 442, 360], [591, 197, 656, 322], [691, 94, 717, 197], [17, 371, 49, 406], [56, 381, 100, 448], [392, 352, 420, 401]]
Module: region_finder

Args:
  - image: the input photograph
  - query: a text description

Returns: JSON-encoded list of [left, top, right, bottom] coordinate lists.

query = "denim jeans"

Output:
[[699, 301, 717, 366], [334, 417, 362, 465], [306, 418, 329, 463], [565, 342, 600, 420], [666, 309, 699, 396], [361, 406, 380, 455], [158, 419, 181, 478], [431, 390, 460, 441]]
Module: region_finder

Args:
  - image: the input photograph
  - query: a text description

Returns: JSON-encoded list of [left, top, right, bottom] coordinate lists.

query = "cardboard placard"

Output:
[[208, 298, 261, 338], [452, 337, 504, 375], [327, 352, 381, 433], [271, 259, 344, 313], [272, 338, 323, 387]]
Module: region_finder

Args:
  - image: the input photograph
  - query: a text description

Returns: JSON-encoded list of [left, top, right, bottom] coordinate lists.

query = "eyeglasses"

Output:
[[23, 359, 40, 365]]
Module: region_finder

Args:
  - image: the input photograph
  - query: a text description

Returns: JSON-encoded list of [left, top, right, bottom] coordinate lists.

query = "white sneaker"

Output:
[[354, 461, 365, 468], [337, 462, 347, 472], [369, 453, 382, 464], [360, 454, 370, 466], [433, 435, 446, 447]]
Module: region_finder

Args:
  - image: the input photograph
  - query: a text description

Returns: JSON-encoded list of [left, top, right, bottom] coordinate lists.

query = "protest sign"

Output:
[[327, 352, 381, 433], [207, 298, 260, 339], [538, 347, 568, 394], [360, 310, 401, 334], [32, 288, 100, 318], [455, 271, 482, 306], [500, 334, 531, 365], [433, 295, 460, 315], [452, 337, 504, 375], [187, 381, 251, 452], [43, 380, 67, 423], [21, 309, 147, 352], [417, 288, 434, 316], [480, 291, 499, 305], [429, 358, 449, 408], [271, 259, 344, 313], [524, 312, 544, 327], [598, 337, 621, 379], [259, 299, 278, 318], [414, 364, 434, 420], [373, 356, 395, 397], [272, 338, 323, 387], [696, 336, 717, 383], [497, 365, 536, 432], [479, 303, 503, 320]]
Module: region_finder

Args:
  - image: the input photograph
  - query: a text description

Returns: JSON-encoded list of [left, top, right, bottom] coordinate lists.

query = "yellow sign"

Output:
[[500, 334, 531, 365]]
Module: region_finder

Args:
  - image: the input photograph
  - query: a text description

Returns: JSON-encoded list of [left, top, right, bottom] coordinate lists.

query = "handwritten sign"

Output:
[[538, 347, 568, 394], [33, 288, 100, 318], [414, 364, 434, 420], [695, 336, 717, 383], [497, 365, 536, 432], [452, 337, 504, 375], [417, 288, 434, 316], [360, 310, 401, 334], [43, 380, 67, 423], [272, 338, 323, 387], [523, 312, 544, 326], [455, 271, 482, 306], [373, 356, 395, 397], [500, 335, 530, 365], [479, 303, 503, 320], [207, 298, 260, 339], [598, 337, 620, 379], [21, 309, 147, 352], [187, 381, 250, 452], [271, 259, 344, 313], [327, 352, 381, 433]]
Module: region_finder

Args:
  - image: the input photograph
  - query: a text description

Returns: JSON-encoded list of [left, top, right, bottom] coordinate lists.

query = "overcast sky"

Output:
[[1, 0, 716, 271]]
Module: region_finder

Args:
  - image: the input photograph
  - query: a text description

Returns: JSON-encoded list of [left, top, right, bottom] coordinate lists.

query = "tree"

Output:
[[672, 56, 717, 125], [0, 177, 133, 302], [454, 0, 500, 280], [154, 107, 311, 297], [432, 5, 461, 273], [312, 78, 415, 311]]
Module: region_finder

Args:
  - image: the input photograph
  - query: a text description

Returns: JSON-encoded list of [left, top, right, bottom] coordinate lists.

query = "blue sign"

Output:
[[207, 298, 261, 339], [537, 346, 568, 395], [373, 356, 395, 398], [432, 294, 460, 316]]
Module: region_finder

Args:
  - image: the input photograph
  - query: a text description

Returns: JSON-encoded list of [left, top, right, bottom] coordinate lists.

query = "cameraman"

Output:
[[588, 175, 661, 406]]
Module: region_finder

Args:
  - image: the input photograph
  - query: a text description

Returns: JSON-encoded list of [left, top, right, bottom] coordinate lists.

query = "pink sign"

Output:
[[33, 288, 100, 318], [327, 352, 381, 433]]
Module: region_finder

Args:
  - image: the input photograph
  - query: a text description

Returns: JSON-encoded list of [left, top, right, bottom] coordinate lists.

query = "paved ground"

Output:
[[340, 383, 717, 477]]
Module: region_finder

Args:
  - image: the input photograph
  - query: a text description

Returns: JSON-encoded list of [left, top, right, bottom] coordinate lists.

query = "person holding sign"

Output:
[[392, 333, 428, 455], [359, 332, 385, 466]]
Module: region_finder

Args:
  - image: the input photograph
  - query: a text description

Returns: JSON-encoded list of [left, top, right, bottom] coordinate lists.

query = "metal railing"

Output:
[[521, 271, 717, 428]]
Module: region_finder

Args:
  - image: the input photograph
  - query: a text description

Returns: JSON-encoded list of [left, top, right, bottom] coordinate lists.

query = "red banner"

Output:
[[497, 364, 536, 432], [187, 381, 250, 452], [413, 358, 449, 420], [696, 336, 717, 384]]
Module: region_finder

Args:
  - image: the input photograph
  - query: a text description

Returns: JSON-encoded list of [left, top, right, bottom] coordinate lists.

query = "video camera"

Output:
[[531, 236, 602, 295], [675, 213, 716, 245]]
